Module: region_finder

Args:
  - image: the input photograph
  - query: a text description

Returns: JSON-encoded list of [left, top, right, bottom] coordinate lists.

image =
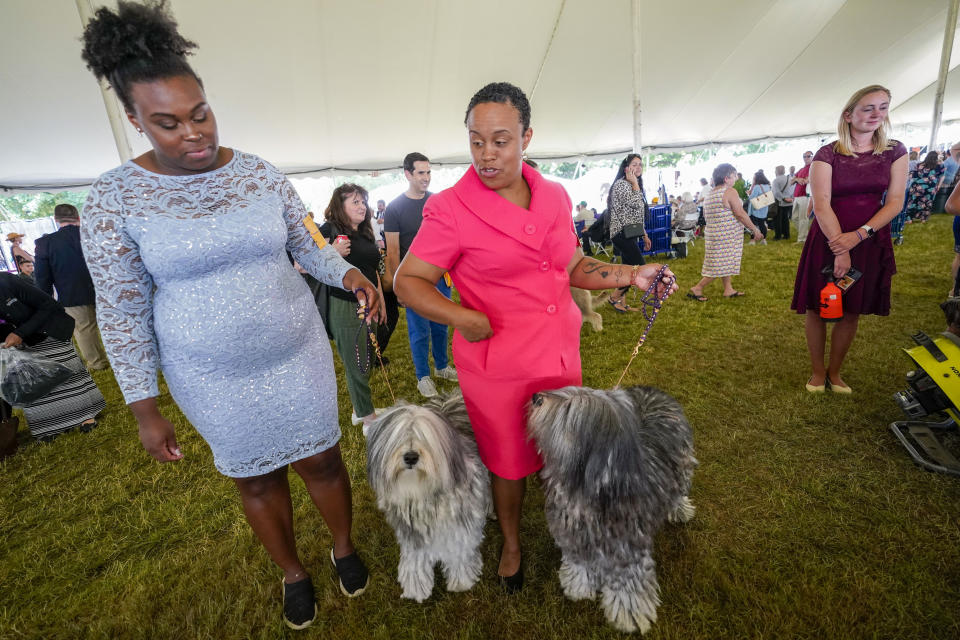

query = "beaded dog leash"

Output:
[[615, 264, 675, 388], [353, 292, 396, 403]]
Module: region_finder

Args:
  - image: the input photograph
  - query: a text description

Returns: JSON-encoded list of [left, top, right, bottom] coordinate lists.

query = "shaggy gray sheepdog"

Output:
[[365, 390, 491, 602], [527, 385, 696, 633]]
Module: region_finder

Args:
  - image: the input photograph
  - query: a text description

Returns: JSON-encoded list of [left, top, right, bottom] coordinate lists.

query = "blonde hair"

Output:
[[834, 84, 894, 157]]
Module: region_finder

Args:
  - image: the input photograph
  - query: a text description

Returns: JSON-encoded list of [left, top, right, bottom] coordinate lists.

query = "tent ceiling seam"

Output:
[[422, 0, 441, 144], [666, 0, 795, 134], [713, 0, 848, 140], [852, 4, 959, 117], [529, 0, 566, 102]]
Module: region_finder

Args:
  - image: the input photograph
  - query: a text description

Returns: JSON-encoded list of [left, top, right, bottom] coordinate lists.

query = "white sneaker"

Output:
[[351, 409, 384, 426], [435, 366, 458, 382], [417, 376, 439, 397]]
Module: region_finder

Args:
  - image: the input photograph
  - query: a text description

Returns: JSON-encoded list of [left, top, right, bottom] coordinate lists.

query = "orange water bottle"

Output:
[[820, 281, 843, 322]]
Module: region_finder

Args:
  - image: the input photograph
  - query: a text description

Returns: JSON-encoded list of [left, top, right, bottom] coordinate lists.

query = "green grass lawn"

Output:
[[1, 217, 959, 639]]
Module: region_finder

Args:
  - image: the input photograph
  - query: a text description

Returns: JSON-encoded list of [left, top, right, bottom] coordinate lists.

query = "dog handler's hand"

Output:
[[632, 264, 678, 299], [138, 416, 183, 463], [130, 398, 183, 463], [343, 269, 382, 324], [455, 308, 493, 342]]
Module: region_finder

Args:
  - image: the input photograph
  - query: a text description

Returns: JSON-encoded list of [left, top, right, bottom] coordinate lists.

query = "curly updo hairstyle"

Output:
[[464, 82, 531, 132], [80, 0, 200, 113]]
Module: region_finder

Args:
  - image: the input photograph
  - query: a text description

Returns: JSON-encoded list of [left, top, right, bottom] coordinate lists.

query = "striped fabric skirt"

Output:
[[19, 337, 106, 440]]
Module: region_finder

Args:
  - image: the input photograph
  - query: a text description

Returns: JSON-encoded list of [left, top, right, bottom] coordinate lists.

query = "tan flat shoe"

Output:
[[828, 379, 852, 394], [805, 379, 826, 392]]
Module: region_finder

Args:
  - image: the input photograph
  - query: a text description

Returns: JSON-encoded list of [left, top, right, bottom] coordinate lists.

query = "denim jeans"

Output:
[[406, 278, 451, 379]]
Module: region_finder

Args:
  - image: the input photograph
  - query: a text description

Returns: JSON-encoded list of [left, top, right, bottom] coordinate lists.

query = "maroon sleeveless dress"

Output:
[[791, 140, 906, 316]]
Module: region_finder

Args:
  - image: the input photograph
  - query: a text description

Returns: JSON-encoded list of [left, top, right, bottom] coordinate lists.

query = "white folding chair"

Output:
[[670, 211, 699, 257]]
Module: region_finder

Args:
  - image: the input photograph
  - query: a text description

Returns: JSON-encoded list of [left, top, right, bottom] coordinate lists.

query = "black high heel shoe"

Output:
[[497, 551, 523, 593]]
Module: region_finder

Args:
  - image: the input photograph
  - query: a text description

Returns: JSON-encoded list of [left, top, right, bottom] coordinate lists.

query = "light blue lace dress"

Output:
[[81, 151, 353, 477]]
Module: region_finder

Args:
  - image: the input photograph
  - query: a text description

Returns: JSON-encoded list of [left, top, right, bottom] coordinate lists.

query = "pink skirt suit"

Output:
[[409, 163, 582, 480]]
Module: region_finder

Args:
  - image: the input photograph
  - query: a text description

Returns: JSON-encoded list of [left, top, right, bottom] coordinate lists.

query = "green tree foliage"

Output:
[[733, 142, 779, 156], [540, 162, 582, 179], [647, 152, 683, 168], [0, 191, 89, 220]]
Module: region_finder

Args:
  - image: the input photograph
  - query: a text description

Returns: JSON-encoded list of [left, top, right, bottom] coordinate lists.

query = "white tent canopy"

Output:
[[3, 0, 960, 190]]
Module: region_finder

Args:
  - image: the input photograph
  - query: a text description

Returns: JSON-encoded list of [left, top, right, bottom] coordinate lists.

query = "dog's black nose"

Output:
[[403, 451, 419, 467], [532, 393, 544, 407]]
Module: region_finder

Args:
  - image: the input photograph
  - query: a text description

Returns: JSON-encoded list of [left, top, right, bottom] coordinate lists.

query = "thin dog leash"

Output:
[[353, 292, 396, 404], [300, 215, 397, 403], [615, 264, 675, 387]]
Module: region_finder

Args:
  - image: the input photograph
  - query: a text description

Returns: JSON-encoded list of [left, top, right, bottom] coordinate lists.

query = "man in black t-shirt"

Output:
[[383, 152, 456, 397]]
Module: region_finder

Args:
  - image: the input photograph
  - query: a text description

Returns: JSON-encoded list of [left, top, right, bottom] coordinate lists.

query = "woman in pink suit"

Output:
[[395, 82, 677, 591]]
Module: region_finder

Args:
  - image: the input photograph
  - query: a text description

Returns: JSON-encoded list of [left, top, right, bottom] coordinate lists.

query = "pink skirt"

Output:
[[458, 367, 582, 480]]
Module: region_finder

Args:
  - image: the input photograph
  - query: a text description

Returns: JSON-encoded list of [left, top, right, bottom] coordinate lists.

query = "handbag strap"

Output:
[[303, 216, 330, 250]]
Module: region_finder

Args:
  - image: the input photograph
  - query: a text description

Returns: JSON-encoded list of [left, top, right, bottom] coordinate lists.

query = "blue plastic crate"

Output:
[[648, 204, 671, 229], [642, 204, 672, 256], [642, 228, 672, 256]]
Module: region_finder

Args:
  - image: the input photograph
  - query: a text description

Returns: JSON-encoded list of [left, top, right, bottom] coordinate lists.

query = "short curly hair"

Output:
[[464, 82, 531, 131], [80, 0, 201, 112], [712, 163, 737, 188]]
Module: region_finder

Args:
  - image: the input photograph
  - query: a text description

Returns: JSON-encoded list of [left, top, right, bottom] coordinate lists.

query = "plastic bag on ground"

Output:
[[0, 346, 74, 406]]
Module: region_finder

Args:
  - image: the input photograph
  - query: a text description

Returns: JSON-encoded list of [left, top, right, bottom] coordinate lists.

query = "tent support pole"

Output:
[[631, 0, 642, 153], [75, 0, 133, 164], [931, 0, 960, 150]]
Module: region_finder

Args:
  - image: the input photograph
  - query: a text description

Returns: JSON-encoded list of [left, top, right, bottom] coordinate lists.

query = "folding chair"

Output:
[[670, 209, 699, 258]]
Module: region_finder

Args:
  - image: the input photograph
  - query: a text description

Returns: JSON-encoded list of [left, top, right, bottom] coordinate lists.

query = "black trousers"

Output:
[[772, 202, 791, 239], [611, 230, 646, 296], [579, 230, 593, 256], [377, 288, 400, 351], [750, 215, 768, 238]]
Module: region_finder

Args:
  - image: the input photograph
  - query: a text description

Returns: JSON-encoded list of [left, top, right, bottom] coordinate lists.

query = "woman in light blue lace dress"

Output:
[[79, 2, 377, 629]]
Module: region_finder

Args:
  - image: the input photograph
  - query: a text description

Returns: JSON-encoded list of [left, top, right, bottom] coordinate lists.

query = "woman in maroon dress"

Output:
[[792, 85, 907, 393]]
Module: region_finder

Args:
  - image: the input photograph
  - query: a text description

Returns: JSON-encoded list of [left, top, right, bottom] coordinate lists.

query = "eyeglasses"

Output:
[[803, 154, 813, 158]]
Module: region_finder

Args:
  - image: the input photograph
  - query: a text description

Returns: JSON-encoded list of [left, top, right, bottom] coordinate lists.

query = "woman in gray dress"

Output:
[[79, 2, 379, 630]]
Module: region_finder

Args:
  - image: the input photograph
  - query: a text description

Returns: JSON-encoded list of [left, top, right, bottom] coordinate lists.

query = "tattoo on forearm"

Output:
[[581, 260, 631, 285], [581, 261, 610, 278]]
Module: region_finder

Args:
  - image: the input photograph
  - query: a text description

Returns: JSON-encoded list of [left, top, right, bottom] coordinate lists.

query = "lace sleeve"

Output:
[[80, 172, 159, 404], [276, 173, 353, 290]]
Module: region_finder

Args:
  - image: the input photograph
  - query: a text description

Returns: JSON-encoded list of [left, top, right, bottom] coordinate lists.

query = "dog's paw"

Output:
[[668, 496, 695, 523], [588, 313, 602, 332], [398, 559, 434, 603], [558, 560, 596, 601], [400, 582, 433, 603], [601, 587, 659, 634], [445, 575, 479, 592], [443, 553, 482, 592]]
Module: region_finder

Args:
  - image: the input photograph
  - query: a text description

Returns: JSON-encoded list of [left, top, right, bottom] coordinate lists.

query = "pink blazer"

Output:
[[410, 163, 581, 379]]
